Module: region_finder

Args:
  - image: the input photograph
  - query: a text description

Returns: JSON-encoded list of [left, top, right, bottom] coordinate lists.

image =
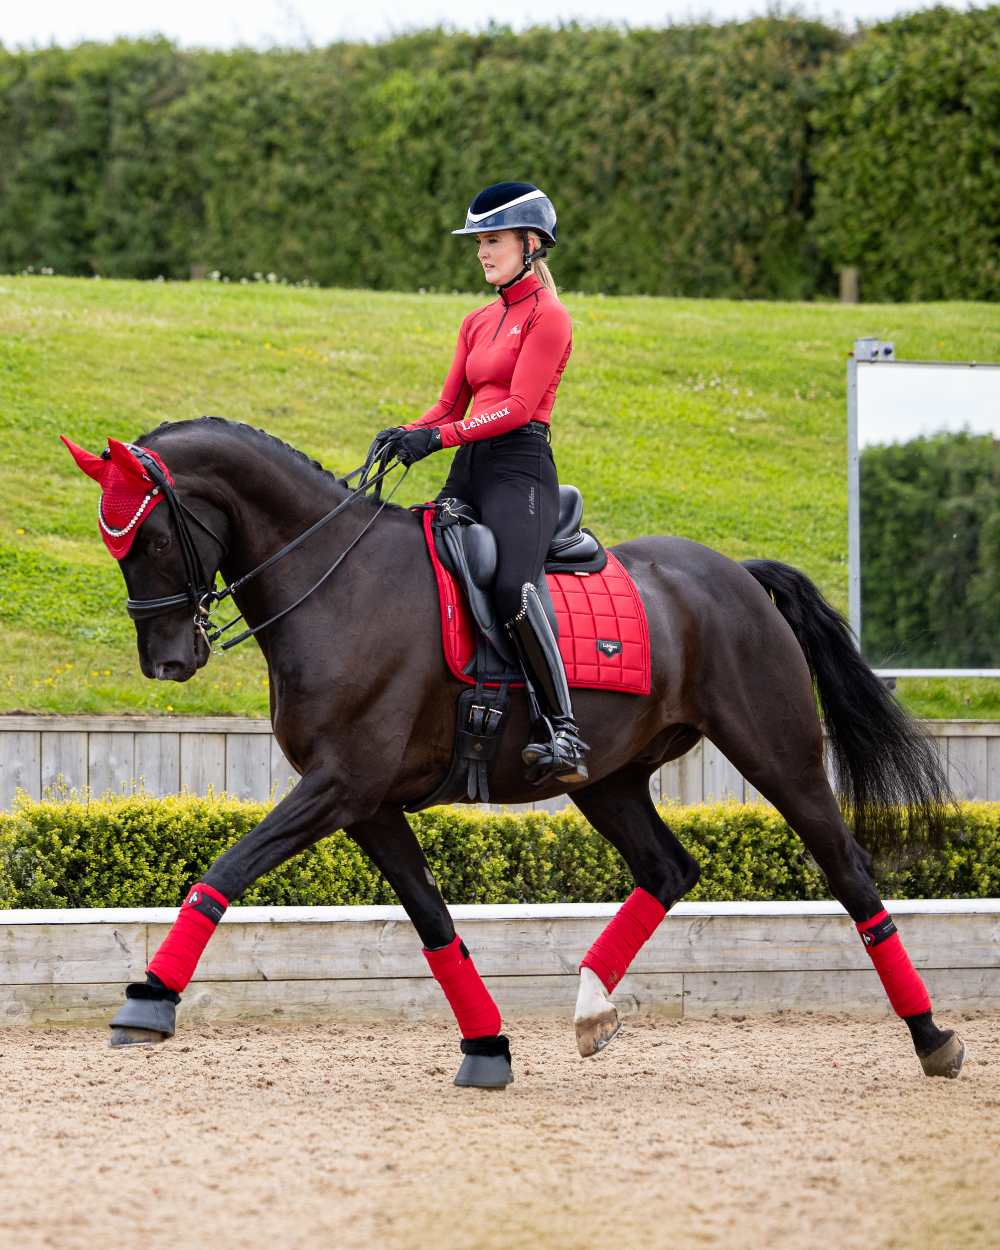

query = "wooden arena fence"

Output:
[[2, 716, 999, 811], [2, 900, 997, 1027]]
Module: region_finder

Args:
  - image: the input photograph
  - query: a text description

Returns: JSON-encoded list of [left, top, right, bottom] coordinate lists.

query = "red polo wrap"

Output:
[[60, 435, 173, 558], [856, 909, 932, 1018], [147, 882, 229, 993], [423, 935, 502, 1039], [580, 887, 667, 992]]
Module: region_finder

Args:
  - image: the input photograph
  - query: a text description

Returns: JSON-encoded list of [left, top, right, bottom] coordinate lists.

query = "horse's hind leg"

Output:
[[570, 763, 701, 1057], [704, 700, 965, 1078], [347, 807, 513, 1089]]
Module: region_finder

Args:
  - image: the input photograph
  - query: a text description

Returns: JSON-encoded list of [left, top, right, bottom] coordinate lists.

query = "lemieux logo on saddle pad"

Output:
[[597, 639, 623, 657]]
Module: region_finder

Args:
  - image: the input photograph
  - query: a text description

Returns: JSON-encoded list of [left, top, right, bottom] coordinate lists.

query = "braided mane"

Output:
[[136, 416, 405, 512], [137, 415, 338, 480]]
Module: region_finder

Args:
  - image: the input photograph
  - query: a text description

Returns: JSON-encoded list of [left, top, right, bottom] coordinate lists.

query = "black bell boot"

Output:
[[506, 583, 590, 785]]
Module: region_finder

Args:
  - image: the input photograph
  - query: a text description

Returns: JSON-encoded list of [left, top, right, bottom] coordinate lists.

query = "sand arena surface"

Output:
[[2, 1011, 998, 1250]]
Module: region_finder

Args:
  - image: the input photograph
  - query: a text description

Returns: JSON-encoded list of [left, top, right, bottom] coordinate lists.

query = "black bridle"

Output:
[[122, 448, 224, 632], [122, 441, 407, 652]]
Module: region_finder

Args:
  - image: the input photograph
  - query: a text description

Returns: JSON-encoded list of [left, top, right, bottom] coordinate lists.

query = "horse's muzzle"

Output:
[[153, 659, 198, 682]]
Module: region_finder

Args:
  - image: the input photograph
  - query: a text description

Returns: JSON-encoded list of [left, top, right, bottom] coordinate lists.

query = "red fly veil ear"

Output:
[[60, 435, 173, 559]]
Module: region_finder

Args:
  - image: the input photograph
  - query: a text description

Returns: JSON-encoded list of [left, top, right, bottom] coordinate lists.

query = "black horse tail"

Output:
[[742, 558, 951, 848]]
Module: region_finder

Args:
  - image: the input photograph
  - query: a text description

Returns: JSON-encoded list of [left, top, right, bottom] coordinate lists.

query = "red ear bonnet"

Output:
[[60, 435, 173, 559]]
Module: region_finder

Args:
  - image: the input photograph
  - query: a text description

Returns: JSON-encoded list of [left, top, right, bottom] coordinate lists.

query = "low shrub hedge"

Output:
[[1, 795, 997, 909]]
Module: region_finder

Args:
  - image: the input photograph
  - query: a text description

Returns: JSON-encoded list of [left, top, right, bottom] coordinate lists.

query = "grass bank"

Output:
[[1, 275, 997, 718]]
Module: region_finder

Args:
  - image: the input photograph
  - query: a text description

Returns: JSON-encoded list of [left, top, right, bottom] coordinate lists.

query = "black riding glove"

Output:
[[394, 427, 443, 466], [367, 427, 404, 462]]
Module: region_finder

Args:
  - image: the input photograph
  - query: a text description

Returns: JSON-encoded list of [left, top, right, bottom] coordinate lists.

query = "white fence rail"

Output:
[[2, 900, 997, 1026], [1, 715, 998, 811]]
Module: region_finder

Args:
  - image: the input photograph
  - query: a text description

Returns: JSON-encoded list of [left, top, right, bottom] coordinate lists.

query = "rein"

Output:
[[124, 442, 408, 652]]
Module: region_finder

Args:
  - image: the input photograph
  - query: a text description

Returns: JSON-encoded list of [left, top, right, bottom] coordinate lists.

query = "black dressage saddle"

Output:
[[433, 485, 607, 669]]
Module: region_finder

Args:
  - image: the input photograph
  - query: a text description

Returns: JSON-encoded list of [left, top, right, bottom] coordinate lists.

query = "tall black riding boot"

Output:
[[505, 583, 590, 785]]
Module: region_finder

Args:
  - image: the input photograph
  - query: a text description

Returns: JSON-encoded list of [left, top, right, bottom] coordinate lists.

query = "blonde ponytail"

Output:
[[527, 231, 559, 299], [533, 257, 558, 298]]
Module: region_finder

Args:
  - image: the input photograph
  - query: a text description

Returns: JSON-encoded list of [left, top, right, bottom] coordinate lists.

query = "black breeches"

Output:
[[437, 427, 560, 624]]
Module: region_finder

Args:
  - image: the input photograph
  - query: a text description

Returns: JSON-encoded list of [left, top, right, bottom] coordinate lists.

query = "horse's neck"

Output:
[[229, 470, 425, 718], [208, 440, 425, 650], [206, 440, 351, 579], [159, 425, 360, 629]]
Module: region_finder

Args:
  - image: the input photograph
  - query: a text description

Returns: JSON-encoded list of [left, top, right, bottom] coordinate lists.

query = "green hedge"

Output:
[[1, 22, 841, 297], [7, 13, 1000, 298], [1, 794, 997, 909], [809, 7, 1000, 301], [2, 12, 996, 300]]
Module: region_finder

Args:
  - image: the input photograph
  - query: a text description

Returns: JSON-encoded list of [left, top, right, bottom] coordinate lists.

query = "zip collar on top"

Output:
[[498, 271, 543, 307]]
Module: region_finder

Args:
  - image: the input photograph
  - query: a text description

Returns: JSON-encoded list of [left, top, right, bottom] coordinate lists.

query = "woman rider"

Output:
[[369, 181, 589, 785]]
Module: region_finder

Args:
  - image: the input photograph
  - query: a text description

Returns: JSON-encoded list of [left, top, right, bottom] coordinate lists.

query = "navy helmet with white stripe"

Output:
[[451, 181, 557, 246]]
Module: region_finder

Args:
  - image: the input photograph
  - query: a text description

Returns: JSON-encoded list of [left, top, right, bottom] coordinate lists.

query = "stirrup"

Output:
[[522, 716, 590, 784]]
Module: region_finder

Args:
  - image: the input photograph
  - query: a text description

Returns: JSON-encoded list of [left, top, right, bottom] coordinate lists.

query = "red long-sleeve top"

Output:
[[403, 272, 572, 448]]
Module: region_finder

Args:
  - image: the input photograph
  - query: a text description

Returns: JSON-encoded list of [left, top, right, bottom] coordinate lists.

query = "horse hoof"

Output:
[[108, 993, 176, 1044], [109, 1026, 169, 1048], [454, 1035, 513, 1089], [574, 965, 620, 1057], [920, 1031, 966, 1079], [454, 1053, 514, 1089], [575, 1006, 621, 1057]]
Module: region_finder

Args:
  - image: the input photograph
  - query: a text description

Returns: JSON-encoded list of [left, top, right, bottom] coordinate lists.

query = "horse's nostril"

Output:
[[155, 660, 189, 681]]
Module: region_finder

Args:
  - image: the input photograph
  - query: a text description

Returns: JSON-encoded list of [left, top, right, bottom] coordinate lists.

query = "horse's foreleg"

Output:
[[347, 808, 513, 1089], [570, 765, 701, 1057], [109, 770, 354, 1047]]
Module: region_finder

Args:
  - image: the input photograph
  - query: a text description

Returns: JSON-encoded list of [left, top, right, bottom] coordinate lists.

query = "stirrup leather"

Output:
[[505, 583, 590, 784]]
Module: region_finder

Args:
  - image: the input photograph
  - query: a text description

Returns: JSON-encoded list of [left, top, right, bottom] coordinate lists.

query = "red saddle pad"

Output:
[[419, 508, 651, 695]]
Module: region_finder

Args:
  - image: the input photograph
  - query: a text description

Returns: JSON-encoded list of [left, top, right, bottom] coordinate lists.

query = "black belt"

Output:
[[524, 421, 552, 441], [479, 421, 552, 448]]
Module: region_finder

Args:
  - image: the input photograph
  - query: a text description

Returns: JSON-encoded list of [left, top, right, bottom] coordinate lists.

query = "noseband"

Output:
[[122, 442, 406, 652]]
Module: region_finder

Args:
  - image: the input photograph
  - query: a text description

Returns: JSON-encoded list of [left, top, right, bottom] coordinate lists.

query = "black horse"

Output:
[[66, 417, 964, 1083]]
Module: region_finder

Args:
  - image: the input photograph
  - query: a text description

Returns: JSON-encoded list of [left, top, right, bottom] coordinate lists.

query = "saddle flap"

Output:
[[435, 522, 515, 663]]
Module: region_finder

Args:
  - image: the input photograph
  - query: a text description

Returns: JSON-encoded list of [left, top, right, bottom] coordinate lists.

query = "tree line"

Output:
[[0, 7, 996, 299]]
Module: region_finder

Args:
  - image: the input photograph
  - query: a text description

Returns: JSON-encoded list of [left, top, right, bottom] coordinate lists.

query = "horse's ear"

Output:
[[106, 437, 152, 484], [60, 435, 107, 484]]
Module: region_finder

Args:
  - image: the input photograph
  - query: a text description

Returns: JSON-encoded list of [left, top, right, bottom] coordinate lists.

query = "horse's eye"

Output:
[[152, 533, 171, 555]]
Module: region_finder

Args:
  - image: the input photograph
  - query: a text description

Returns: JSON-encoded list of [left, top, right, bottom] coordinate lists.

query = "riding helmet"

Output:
[[451, 182, 557, 246]]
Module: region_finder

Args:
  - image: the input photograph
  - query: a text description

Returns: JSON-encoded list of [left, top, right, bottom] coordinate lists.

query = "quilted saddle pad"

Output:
[[420, 507, 651, 695]]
